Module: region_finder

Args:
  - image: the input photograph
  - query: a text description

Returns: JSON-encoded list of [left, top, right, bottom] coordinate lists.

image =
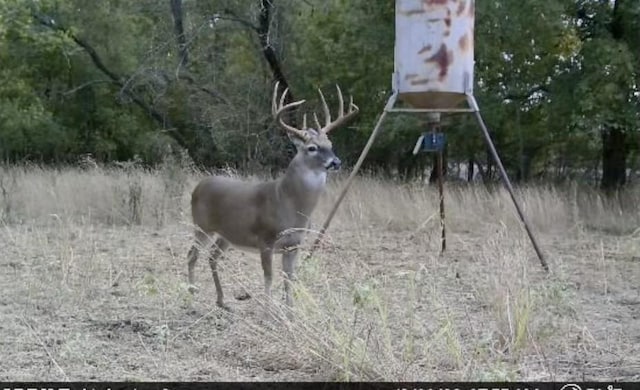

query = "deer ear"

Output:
[[288, 133, 307, 149]]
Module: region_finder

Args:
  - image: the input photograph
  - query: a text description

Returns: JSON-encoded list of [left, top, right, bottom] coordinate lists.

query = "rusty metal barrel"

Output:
[[394, 0, 475, 109]]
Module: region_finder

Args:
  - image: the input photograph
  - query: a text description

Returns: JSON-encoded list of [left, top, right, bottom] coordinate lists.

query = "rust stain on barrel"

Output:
[[418, 45, 433, 54], [444, 8, 452, 33], [405, 73, 420, 80], [425, 43, 453, 79], [424, 0, 448, 5], [458, 33, 469, 51], [456, 0, 467, 15], [411, 78, 432, 85], [402, 9, 426, 16], [445, 49, 454, 80], [444, 17, 451, 28]]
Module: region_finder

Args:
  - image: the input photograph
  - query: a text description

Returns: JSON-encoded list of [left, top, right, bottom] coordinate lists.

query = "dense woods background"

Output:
[[0, 0, 638, 190]]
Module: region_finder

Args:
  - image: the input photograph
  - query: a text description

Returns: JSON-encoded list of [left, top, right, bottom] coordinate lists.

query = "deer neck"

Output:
[[277, 157, 326, 215]]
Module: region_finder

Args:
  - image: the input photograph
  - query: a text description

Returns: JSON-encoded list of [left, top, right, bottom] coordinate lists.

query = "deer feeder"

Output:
[[394, 0, 475, 109], [311, 0, 549, 272]]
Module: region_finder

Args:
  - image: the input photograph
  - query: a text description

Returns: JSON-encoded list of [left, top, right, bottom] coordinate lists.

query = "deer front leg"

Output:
[[260, 248, 274, 298], [187, 244, 199, 293], [207, 237, 230, 310], [187, 230, 210, 294], [282, 248, 299, 307]]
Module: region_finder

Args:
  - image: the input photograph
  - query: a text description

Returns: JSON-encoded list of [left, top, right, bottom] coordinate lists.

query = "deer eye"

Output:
[[307, 145, 318, 152]]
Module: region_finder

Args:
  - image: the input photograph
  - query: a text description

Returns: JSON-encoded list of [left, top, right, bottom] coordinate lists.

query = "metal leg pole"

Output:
[[467, 94, 549, 271], [437, 149, 446, 253], [427, 115, 446, 254], [307, 93, 397, 258]]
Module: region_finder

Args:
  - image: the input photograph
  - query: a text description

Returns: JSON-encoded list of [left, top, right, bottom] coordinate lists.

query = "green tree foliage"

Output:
[[0, 0, 637, 189]]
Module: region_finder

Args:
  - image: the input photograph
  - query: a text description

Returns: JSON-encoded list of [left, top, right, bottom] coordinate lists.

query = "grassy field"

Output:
[[1, 162, 639, 381]]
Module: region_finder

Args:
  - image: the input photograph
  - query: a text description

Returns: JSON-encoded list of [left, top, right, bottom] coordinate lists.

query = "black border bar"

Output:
[[0, 383, 638, 390]]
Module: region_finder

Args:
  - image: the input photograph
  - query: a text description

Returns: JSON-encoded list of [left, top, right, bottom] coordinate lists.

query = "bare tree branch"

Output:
[[174, 73, 231, 105], [216, 10, 258, 31], [63, 79, 113, 96]]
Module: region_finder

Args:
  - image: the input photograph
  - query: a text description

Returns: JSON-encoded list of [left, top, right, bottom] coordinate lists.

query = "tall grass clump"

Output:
[[0, 156, 200, 227]]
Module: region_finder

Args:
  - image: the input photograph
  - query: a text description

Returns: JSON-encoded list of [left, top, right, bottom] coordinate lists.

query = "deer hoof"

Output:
[[235, 292, 251, 301], [217, 301, 233, 312]]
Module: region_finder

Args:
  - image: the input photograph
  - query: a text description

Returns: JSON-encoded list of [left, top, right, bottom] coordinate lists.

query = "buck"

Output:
[[187, 82, 359, 309]]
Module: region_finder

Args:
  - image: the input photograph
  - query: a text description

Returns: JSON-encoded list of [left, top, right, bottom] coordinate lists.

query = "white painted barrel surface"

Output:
[[394, 0, 475, 109]]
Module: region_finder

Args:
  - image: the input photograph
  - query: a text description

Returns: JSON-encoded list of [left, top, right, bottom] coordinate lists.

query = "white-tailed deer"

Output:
[[187, 82, 359, 309]]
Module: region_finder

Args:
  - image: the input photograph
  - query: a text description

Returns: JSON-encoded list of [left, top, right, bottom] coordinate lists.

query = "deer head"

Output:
[[272, 81, 359, 171]]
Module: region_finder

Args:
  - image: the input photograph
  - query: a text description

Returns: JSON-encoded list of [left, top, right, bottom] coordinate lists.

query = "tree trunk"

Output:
[[484, 146, 494, 182], [256, 0, 298, 172], [515, 150, 533, 182], [467, 157, 475, 182], [600, 126, 628, 191], [170, 0, 189, 66]]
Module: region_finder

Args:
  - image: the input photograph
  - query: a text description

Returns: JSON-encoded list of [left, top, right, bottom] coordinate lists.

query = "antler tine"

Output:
[[271, 81, 279, 114], [302, 113, 307, 130], [313, 113, 322, 130], [349, 95, 359, 113], [272, 81, 309, 141], [336, 84, 344, 117], [317, 84, 360, 134], [317, 88, 331, 127]]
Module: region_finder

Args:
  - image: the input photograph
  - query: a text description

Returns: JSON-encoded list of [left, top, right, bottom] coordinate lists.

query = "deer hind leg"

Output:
[[187, 229, 210, 293], [282, 248, 299, 307], [207, 237, 230, 310]]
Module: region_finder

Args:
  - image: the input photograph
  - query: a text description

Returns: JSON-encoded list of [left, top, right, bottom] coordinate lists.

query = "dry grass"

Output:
[[0, 163, 639, 381]]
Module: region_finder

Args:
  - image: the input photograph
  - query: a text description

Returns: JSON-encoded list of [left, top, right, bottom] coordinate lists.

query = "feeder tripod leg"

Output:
[[467, 95, 549, 271], [308, 106, 392, 258], [437, 149, 446, 253]]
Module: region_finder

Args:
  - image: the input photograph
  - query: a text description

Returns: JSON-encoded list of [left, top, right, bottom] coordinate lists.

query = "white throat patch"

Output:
[[302, 170, 327, 190]]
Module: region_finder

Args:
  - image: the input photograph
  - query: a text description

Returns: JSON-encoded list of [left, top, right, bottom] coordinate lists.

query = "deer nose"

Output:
[[327, 157, 341, 170]]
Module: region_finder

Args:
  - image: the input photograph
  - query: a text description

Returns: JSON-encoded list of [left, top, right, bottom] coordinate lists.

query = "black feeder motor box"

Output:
[[413, 132, 446, 154]]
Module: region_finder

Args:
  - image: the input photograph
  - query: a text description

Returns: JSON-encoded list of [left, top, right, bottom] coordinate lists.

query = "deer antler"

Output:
[[316, 84, 360, 135], [272, 81, 310, 142]]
